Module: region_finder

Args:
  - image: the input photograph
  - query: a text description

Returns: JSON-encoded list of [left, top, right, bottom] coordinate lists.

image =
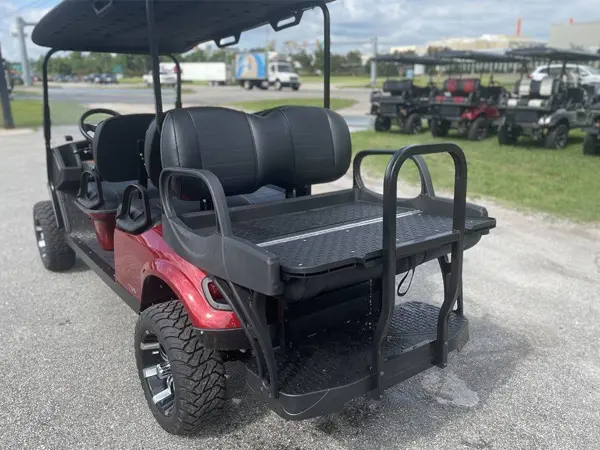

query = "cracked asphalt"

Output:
[[1, 125, 599, 450]]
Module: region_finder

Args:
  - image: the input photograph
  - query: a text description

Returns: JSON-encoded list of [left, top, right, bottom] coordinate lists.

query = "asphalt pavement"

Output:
[[1, 117, 600, 448]]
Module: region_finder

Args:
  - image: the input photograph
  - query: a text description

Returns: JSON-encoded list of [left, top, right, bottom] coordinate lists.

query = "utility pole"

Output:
[[370, 36, 378, 86], [13, 17, 37, 86], [0, 43, 15, 129]]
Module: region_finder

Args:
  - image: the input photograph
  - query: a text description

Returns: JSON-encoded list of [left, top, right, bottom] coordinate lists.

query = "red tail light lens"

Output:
[[201, 278, 231, 310]]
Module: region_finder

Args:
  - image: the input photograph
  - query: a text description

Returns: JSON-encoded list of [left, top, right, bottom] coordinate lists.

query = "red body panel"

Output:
[[88, 212, 116, 251], [460, 105, 499, 122], [113, 224, 242, 330]]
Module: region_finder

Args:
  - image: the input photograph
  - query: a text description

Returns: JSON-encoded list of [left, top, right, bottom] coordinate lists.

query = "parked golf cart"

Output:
[[31, 0, 495, 435], [582, 83, 600, 155], [429, 50, 517, 141], [499, 47, 600, 149], [369, 54, 451, 133]]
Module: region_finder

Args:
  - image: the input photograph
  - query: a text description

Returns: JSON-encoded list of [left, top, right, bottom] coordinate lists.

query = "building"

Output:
[[389, 34, 543, 55], [549, 20, 600, 52]]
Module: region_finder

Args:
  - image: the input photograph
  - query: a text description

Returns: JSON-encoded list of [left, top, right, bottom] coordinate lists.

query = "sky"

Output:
[[0, 0, 597, 63]]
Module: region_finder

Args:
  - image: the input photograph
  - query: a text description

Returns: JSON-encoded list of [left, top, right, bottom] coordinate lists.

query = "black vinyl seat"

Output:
[[159, 105, 351, 203], [144, 115, 287, 209], [77, 113, 158, 212]]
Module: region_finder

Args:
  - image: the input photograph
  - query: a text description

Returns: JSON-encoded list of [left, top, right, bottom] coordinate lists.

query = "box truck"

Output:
[[160, 62, 231, 85], [235, 52, 301, 90]]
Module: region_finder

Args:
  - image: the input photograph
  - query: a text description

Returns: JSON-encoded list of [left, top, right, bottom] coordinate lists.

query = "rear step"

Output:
[[246, 301, 468, 420], [246, 302, 469, 420]]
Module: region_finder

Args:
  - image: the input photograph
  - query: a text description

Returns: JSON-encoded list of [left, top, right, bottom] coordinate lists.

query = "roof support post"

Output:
[[319, 3, 331, 109], [146, 0, 163, 127]]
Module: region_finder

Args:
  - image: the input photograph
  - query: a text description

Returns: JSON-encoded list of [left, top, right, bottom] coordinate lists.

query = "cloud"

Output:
[[0, 0, 596, 62]]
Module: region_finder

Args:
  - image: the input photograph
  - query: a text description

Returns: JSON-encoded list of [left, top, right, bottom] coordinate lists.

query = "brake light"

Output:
[[201, 278, 231, 310]]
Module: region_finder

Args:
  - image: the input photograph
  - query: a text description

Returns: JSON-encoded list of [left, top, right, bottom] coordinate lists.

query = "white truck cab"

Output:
[[268, 62, 300, 90]]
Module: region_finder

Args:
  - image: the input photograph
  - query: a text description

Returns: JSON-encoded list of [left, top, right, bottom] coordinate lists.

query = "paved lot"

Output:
[[1, 124, 600, 449]]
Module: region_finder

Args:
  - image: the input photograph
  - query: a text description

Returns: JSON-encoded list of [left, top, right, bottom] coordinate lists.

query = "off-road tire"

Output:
[[33, 201, 75, 272], [431, 119, 449, 137], [374, 115, 391, 132], [467, 116, 488, 141], [497, 125, 516, 145], [544, 124, 569, 149], [583, 133, 599, 156], [403, 113, 422, 134], [135, 301, 226, 436]]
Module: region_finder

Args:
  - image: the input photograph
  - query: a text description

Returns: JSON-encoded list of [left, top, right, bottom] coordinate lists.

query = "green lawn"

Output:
[[352, 128, 600, 222], [229, 97, 357, 112], [1, 99, 86, 129]]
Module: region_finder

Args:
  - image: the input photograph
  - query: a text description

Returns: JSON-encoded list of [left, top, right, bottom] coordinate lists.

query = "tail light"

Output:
[[201, 278, 231, 310]]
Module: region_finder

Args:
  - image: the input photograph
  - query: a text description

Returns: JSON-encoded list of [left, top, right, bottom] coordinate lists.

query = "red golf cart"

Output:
[[31, 0, 495, 436], [429, 50, 517, 140]]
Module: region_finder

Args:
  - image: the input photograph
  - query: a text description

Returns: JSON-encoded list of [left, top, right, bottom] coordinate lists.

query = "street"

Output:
[[1, 88, 600, 449]]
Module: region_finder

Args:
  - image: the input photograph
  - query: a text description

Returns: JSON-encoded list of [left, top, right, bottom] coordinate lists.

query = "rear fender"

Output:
[[460, 108, 481, 121], [142, 262, 242, 330], [548, 112, 569, 128]]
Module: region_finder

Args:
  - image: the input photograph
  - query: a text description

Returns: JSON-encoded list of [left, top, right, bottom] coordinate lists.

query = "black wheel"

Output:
[[431, 119, 449, 137], [583, 133, 600, 156], [374, 115, 391, 132], [33, 201, 75, 272], [403, 113, 422, 134], [135, 300, 226, 436], [498, 125, 517, 145], [292, 85, 300, 91], [243, 80, 253, 90], [274, 80, 282, 91], [545, 124, 569, 149], [467, 116, 488, 141]]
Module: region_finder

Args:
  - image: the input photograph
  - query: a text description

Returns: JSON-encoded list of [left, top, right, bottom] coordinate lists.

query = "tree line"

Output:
[[33, 45, 440, 78]]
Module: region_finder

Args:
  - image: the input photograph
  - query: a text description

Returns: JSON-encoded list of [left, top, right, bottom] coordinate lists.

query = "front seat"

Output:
[[76, 114, 159, 212]]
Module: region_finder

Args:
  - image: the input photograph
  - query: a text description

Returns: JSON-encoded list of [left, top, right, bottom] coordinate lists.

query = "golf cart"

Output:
[[582, 83, 600, 155], [31, 0, 495, 435], [369, 54, 451, 133], [429, 50, 517, 141], [499, 47, 600, 149]]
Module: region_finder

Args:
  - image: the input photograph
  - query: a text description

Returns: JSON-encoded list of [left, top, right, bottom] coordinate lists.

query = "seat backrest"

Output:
[[383, 79, 413, 96], [160, 106, 351, 200], [443, 78, 480, 97], [93, 113, 155, 182], [538, 76, 559, 98]]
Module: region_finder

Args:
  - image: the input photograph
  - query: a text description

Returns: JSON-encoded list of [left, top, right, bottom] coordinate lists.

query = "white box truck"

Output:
[[235, 52, 301, 90], [160, 62, 230, 85]]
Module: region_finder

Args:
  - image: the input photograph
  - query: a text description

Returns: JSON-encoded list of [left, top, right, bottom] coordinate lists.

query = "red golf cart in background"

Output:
[[429, 50, 518, 140]]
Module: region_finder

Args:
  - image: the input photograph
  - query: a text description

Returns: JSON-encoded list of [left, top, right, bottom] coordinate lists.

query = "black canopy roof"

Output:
[[434, 50, 523, 63], [506, 46, 600, 62], [370, 54, 452, 65], [32, 0, 333, 54]]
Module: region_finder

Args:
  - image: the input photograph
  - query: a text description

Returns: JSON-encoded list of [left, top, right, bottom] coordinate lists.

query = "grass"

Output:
[[351, 128, 600, 222], [1, 99, 86, 129], [229, 97, 358, 112]]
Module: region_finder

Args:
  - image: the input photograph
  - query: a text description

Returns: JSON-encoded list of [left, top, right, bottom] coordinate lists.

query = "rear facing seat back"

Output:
[[160, 106, 352, 200], [383, 79, 413, 96], [435, 78, 480, 104], [527, 77, 559, 108]]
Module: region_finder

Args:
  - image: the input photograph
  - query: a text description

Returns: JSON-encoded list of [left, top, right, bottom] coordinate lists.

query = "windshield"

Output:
[[277, 63, 293, 73]]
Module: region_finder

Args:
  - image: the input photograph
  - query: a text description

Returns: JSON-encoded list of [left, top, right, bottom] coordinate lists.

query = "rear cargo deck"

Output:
[[186, 198, 494, 276]]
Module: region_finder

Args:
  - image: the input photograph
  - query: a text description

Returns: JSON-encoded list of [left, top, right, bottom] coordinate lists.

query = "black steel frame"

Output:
[[195, 143, 469, 401]]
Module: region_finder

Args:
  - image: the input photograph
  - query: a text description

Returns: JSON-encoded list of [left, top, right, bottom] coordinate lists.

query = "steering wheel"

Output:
[[79, 108, 120, 141]]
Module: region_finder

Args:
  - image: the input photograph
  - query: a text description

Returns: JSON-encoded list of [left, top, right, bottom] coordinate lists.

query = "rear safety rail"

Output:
[[373, 143, 467, 397]]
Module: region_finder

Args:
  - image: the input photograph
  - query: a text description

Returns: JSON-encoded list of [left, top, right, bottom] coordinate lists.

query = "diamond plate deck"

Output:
[[247, 301, 467, 396]]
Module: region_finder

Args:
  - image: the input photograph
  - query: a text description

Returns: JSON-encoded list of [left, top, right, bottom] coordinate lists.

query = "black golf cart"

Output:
[[31, 0, 495, 435], [499, 47, 600, 149], [582, 83, 600, 155], [369, 54, 451, 133], [429, 50, 517, 141]]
